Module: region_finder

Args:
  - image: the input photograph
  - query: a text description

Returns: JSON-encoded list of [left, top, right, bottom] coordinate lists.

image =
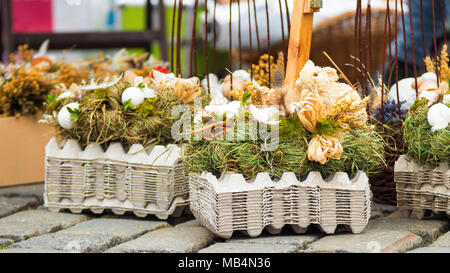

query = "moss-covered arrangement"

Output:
[[45, 71, 208, 149], [183, 115, 384, 180], [403, 99, 450, 164], [183, 58, 386, 180]]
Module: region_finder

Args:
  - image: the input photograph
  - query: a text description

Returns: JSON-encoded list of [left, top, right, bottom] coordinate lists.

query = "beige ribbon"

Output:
[[294, 90, 344, 164], [295, 90, 324, 133], [308, 135, 343, 164]]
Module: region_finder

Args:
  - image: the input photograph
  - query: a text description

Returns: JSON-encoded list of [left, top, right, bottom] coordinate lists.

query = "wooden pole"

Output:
[[284, 0, 320, 88]]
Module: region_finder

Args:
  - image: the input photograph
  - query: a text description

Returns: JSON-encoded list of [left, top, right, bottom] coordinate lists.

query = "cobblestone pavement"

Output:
[[0, 183, 448, 253]]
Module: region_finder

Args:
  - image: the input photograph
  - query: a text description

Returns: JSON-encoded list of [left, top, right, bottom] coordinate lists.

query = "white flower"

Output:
[[205, 101, 242, 118], [58, 103, 80, 130], [249, 105, 280, 125], [133, 76, 156, 99], [57, 91, 74, 100], [427, 103, 450, 132], [203, 74, 228, 105], [142, 88, 157, 99], [134, 76, 145, 86], [153, 70, 176, 85], [39, 112, 56, 124]]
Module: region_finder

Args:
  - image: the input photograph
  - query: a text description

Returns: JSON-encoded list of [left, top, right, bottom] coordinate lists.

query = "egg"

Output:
[[58, 103, 80, 130], [388, 78, 416, 111], [418, 90, 440, 106], [427, 103, 450, 132], [421, 72, 437, 83], [444, 94, 450, 105], [121, 87, 145, 106]]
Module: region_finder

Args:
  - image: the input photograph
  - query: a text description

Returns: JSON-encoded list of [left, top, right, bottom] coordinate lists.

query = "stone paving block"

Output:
[[227, 234, 320, 250], [57, 219, 168, 239], [371, 202, 397, 219], [305, 230, 422, 253], [13, 218, 168, 253], [407, 247, 450, 253], [107, 226, 216, 253], [199, 243, 300, 253], [176, 220, 203, 228], [0, 183, 44, 203], [0, 238, 13, 248], [0, 209, 90, 242], [0, 248, 70, 253], [13, 233, 119, 253], [430, 232, 450, 247], [367, 218, 448, 243], [0, 196, 40, 218]]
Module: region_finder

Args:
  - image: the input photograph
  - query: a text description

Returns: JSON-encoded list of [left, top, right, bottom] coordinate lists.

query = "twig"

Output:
[[322, 51, 353, 87]]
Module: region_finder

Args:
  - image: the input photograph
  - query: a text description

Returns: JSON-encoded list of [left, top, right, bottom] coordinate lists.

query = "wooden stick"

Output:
[[284, 0, 319, 88]]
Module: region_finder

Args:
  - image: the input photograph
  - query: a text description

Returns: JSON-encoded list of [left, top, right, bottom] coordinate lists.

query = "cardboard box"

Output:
[[0, 116, 54, 187]]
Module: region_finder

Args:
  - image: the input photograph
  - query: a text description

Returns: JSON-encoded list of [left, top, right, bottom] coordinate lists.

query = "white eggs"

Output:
[[427, 103, 450, 132], [419, 91, 440, 106], [121, 87, 145, 106], [421, 72, 437, 83], [388, 78, 416, 111], [58, 102, 80, 130], [233, 70, 251, 82], [444, 94, 450, 105]]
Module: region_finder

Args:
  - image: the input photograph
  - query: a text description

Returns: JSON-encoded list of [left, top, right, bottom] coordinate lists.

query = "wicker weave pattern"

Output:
[[395, 155, 450, 218], [44, 138, 189, 219], [190, 171, 371, 238]]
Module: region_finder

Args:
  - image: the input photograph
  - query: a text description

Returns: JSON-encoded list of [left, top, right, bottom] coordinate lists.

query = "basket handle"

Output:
[[284, 0, 321, 88]]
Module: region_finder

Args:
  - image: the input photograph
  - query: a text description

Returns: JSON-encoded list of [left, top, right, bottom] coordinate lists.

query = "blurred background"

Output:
[[1, 0, 448, 82]]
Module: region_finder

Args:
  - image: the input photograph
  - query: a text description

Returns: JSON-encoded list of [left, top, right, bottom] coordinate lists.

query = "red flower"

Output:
[[151, 66, 169, 79]]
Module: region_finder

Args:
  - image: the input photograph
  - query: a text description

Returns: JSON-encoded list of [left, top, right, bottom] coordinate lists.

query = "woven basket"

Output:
[[44, 138, 189, 219], [190, 171, 372, 239], [310, 8, 395, 85]]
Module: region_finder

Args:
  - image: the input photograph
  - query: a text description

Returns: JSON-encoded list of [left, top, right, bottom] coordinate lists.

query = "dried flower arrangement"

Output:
[[43, 66, 207, 218], [1, 43, 168, 119], [0, 45, 54, 117], [43, 69, 205, 149], [395, 45, 450, 165], [184, 58, 385, 180]]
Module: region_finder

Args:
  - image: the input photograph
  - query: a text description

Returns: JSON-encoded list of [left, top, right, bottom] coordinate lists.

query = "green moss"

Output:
[[316, 117, 341, 136], [136, 98, 156, 118], [183, 116, 385, 179], [279, 115, 305, 141], [403, 101, 450, 164]]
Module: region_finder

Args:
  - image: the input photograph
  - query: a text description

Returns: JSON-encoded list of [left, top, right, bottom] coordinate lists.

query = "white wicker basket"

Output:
[[190, 171, 372, 238], [44, 138, 189, 219], [394, 155, 449, 218]]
